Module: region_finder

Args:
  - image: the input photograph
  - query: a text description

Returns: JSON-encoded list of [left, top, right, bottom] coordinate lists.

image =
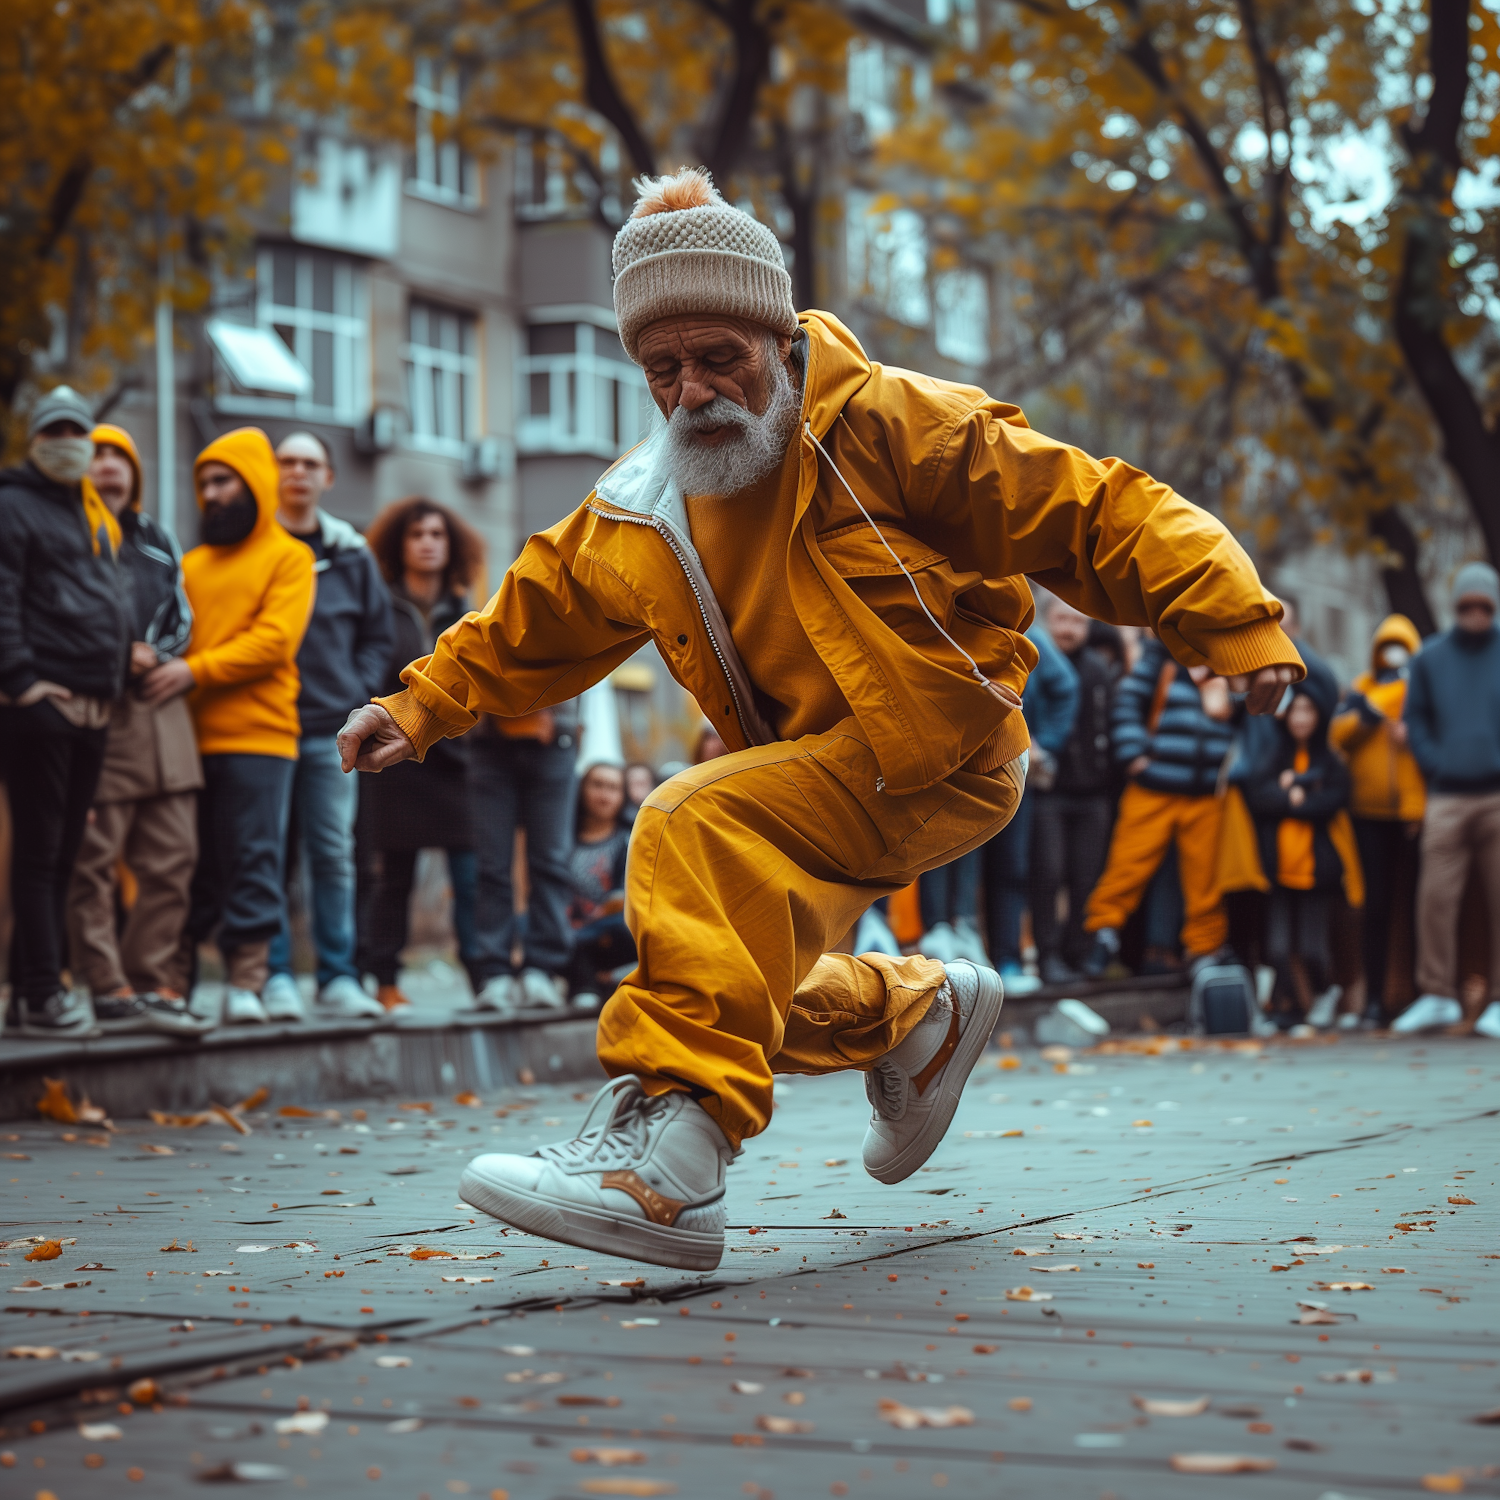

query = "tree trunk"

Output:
[[566, 0, 657, 177], [1368, 505, 1439, 636]]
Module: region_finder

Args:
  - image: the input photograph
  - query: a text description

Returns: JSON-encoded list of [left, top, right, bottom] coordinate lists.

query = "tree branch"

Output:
[[695, 0, 776, 182], [565, 0, 656, 177]]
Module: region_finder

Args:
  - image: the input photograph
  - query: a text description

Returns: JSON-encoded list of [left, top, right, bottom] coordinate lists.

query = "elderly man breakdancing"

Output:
[[338, 168, 1301, 1270]]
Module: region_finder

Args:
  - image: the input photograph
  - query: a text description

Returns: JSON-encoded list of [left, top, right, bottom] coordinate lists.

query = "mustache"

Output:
[[669, 395, 760, 439]]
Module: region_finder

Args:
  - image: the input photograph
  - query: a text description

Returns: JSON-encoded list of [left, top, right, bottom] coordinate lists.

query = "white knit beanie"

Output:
[[612, 167, 798, 363]]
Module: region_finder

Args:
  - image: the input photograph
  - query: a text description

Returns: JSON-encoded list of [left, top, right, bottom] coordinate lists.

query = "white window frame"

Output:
[[518, 306, 653, 459], [403, 299, 483, 456], [214, 247, 369, 424], [407, 58, 481, 209]]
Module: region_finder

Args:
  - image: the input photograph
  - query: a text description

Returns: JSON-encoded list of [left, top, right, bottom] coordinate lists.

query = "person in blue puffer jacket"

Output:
[[981, 619, 1078, 992], [1082, 633, 1234, 975]]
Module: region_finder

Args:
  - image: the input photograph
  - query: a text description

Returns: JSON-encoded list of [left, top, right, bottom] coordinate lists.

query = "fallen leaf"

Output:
[[386, 1417, 423, 1434], [440, 1275, 493, 1283], [1132, 1119, 1153, 1128], [1316, 1281, 1373, 1291], [1004, 1286, 1052, 1302], [149, 1110, 211, 1128], [235, 1087, 271, 1113], [1421, 1475, 1465, 1493], [558, 1395, 622, 1408], [5, 1346, 58, 1359], [971, 1345, 997, 1355], [141, 1143, 175, 1156], [755, 1414, 814, 1434], [597, 1278, 645, 1288], [1137, 1262, 1155, 1269], [823, 1158, 847, 1167], [127, 1378, 158, 1403], [1319, 1369, 1395, 1384], [1296, 1309, 1342, 1325], [374, 1355, 411, 1368], [1008, 1397, 1031, 1412], [877, 1400, 974, 1430], [1448, 1196, 1475, 1206], [576, 1482, 678, 1497], [37, 1078, 79, 1124], [822, 1209, 847, 1219], [1011, 1248, 1055, 1257], [399, 1101, 434, 1113], [409, 1248, 455, 1260], [1133, 1395, 1210, 1417], [273, 1411, 328, 1435], [731, 1381, 763, 1394], [160, 1239, 196, 1253], [571, 1447, 647, 1466], [1170, 1455, 1276, 1474], [78, 1423, 122, 1441], [1382, 1267, 1407, 1274], [23, 1241, 61, 1263], [1032, 1264, 1080, 1273], [10, 1279, 90, 1292], [210, 1103, 253, 1135], [453, 1091, 481, 1107], [1470, 1408, 1500, 1425]]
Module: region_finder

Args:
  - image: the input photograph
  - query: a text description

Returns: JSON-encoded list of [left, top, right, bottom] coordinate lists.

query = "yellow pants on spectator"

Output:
[[597, 716, 1023, 1149], [1084, 783, 1227, 956]]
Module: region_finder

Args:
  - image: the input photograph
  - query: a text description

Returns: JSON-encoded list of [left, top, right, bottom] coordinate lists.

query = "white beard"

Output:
[[661, 353, 802, 498]]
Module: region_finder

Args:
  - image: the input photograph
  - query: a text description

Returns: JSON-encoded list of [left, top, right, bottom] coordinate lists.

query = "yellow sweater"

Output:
[[182, 428, 315, 758]]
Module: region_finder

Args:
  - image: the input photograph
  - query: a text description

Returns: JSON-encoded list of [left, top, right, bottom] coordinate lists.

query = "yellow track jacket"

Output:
[[381, 312, 1300, 795], [182, 428, 315, 759]]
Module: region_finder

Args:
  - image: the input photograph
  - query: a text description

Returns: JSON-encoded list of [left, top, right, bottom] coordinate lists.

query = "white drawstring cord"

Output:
[[804, 421, 1018, 707]]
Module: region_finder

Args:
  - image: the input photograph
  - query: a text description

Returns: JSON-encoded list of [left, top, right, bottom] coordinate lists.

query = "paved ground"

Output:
[[1, 1033, 1496, 1498]]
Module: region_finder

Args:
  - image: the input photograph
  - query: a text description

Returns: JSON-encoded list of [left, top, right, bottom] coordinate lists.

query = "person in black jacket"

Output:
[[355, 498, 482, 1009], [1029, 599, 1116, 983], [1242, 672, 1350, 1027], [263, 433, 395, 1023], [0, 386, 129, 1034]]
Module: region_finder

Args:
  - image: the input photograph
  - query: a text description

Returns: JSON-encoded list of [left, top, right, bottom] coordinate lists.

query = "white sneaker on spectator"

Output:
[[1305, 984, 1343, 1030], [223, 987, 269, 1025], [475, 974, 520, 1017], [519, 967, 566, 1010], [1474, 1000, 1500, 1039], [262, 973, 305, 1022], [1391, 994, 1462, 1034], [459, 1075, 735, 1270], [1335, 1010, 1361, 1031], [572, 991, 602, 1013], [13, 989, 95, 1037], [318, 975, 384, 1020], [862, 959, 1005, 1185], [918, 921, 957, 963]]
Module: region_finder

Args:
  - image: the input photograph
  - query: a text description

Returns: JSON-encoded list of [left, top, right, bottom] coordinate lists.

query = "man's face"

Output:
[[198, 461, 247, 510], [638, 316, 787, 432], [1047, 602, 1090, 654], [1456, 595, 1496, 635], [89, 444, 135, 516], [277, 435, 333, 508]]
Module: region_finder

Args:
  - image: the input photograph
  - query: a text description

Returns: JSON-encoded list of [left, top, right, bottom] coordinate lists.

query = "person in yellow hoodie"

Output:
[[138, 428, 315, 1026], [337, 167, 1302, 1272], [1329, 614, 1425, 1025]]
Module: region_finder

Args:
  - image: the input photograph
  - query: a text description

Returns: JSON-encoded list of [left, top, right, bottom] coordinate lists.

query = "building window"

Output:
[[404, 300, 481, 452], [934, 264, 990, 367], [408, 58, 480, 207], [518, 315, 653, 458], [214, 246, 368, 422], [847, 192, 931, 328]]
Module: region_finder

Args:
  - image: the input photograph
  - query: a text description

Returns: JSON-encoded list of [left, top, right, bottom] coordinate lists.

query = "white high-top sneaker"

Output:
[[862, 959, 1004, 1185], [459, 1076, 736, 1270]]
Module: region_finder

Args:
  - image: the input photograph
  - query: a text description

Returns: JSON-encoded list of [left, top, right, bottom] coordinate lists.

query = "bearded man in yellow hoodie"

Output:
[[141, 428, 315, 1026], [338, 168, 1302, 1271]]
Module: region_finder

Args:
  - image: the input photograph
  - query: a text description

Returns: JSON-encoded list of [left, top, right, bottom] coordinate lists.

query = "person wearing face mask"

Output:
[[1400, 564, 1500, 1039], [146, 429, 315, 1026], [0, 386, 129, 1035], [64, 423, 210, 1036], [1329, 614, 1425, 1028]]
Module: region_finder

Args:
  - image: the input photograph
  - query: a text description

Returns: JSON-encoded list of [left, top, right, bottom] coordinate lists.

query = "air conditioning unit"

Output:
[[354, 406, 398, 457], [462, 436, 503, 483]]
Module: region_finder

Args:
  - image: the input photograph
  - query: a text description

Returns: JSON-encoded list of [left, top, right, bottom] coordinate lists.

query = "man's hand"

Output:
[[337, 703, 415, 773], [15, 679, 73, 707], [1126, 754, 1150, 779], [139, 657, 195, 705], [1190, 663, 1298, 715], [1288, 784, 1306, 809], [129, 641, 158, 677]]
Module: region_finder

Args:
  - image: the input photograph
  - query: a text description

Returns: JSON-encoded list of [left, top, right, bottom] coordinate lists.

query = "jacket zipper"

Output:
[[587, 504, 753, 745]]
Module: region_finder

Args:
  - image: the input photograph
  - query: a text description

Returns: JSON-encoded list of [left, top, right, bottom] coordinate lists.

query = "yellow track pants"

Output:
[[597, 716, 1022, 1148], [1083, 783, 1227, 956]]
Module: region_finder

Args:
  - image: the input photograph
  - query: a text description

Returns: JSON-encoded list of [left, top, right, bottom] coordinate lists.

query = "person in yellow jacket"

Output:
[[1327, 614, 1425, 1025], [139, 428, 315, 1026], [336, 167, 1301, 1272]]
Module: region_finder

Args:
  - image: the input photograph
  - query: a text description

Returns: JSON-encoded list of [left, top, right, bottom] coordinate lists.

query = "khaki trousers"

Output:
[[596, 716, 1023, 1148], [67, 793, 197, 996], [1415, 791, 1500, 1001], [1083, 783, 1228, 956]]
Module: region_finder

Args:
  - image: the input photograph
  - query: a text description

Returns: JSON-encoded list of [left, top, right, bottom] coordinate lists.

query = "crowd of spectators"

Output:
[[2, 391, 1498, 1042]]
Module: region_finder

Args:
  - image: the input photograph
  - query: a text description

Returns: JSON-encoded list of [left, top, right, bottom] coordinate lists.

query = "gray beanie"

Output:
[[1453, 561, 1500, 609], [28, 384, 94, 440], [612, 167, 798, 363]]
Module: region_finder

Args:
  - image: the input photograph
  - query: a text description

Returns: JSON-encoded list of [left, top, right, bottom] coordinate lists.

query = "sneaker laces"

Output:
[[538, 1076, 673, 1170]]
